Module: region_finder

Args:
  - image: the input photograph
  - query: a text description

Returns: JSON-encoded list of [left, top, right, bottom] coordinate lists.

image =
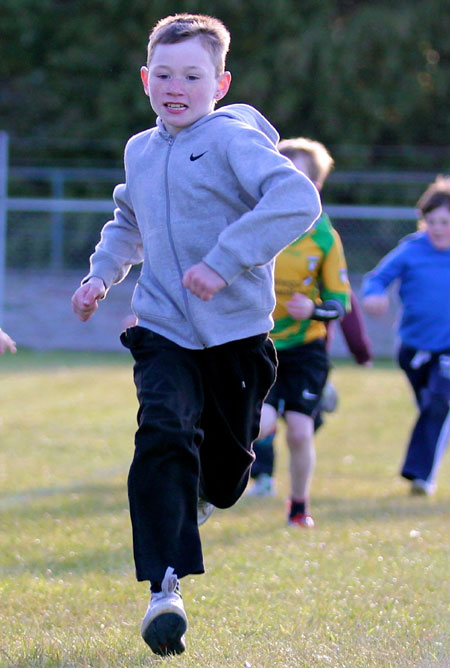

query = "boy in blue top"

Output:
[[71, 13, 320, 656], [362, 176, 450, 496]]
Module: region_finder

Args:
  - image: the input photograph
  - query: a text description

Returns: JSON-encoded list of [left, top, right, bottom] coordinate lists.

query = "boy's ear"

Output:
[[214, 71, 231, 101], [141, 66, 150, 96]]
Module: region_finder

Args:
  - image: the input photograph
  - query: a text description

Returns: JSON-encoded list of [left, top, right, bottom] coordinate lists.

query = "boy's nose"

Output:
[[167, 77, 184, 94]]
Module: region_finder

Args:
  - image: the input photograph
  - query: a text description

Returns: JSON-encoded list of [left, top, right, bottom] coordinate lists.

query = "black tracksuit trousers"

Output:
[[121, 326, 277, 583]]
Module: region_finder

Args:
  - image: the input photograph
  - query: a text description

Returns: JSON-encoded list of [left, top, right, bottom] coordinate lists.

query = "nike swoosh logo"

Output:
[[190, 151, 207, 161], [302, 389, 318, 400]]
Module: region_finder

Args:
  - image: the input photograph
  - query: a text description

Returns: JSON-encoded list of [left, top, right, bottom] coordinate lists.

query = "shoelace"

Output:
[[161, 566, 179, 596]]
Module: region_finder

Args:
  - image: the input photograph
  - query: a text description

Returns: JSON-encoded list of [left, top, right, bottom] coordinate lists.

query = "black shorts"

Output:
[[266, 338, 329, 417]]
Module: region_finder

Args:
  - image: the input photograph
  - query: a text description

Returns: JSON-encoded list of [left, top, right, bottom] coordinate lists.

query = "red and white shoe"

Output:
[[288, 513, 315, 528]]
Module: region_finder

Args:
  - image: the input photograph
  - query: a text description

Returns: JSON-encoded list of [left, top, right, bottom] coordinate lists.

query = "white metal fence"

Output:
[[0, 131, 425, 355]]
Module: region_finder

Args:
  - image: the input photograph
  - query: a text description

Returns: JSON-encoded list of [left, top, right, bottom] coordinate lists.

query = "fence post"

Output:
[[50, 168, 64, 269], [0, 131, 8, 327]]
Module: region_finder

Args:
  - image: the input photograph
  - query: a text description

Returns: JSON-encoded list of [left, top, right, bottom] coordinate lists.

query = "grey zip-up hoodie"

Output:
[[84, 104, 321, 348]]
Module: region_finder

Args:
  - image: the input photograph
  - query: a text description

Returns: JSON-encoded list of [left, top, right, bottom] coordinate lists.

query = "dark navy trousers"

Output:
[[121, 326, 277, 583], [398, 344, 450, 485]]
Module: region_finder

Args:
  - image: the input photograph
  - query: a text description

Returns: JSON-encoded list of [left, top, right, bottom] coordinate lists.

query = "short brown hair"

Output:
[[278, 137, 334, 188], [147, 14, 230, 76], [416, 175, 450, 216]]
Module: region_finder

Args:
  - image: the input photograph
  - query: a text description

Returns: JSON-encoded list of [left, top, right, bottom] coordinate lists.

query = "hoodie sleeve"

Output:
[[82, 181, 144, 291], [202, 126, 321, 284]]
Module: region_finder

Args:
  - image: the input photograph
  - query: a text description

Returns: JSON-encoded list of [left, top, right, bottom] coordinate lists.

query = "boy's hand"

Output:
[[182, 263, 226, 301], [0, 330, 17, 355], [286, 293, 315, 320], [362, 294, 389, 316], [71, 278, 106, 321]]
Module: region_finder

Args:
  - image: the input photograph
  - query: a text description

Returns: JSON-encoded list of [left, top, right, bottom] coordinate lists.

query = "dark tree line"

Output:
[[1, 0, 449, 167]]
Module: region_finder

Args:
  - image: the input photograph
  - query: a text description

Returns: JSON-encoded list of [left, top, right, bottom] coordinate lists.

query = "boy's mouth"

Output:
[[165, 103, 188, 109]]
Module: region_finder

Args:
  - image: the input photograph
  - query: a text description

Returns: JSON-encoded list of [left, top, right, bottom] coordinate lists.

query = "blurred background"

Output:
[[1, 0, 449, 356]]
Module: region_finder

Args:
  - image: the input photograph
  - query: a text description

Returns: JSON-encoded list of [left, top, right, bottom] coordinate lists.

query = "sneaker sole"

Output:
[[410, 486, 431, 496], [142, 611, 187, 656], [246, 487, 275, 497]]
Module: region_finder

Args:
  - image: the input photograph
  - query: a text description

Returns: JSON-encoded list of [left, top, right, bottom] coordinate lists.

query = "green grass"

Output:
[[1, 351, 449, 667]]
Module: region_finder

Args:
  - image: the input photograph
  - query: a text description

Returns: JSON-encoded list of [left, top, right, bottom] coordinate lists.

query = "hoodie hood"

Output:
[[156, 103, 280, 146], [208, 103, 280, 145]]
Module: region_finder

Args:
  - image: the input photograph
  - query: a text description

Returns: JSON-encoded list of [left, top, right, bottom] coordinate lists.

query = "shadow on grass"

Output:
[[0, 468, 128, 515], [236, 492, 449, 531], [1, 545, 134, 579], [3, 478, 448, 577], [0, 481, 133, 577], [2, 644, 153, 668], [198, 493, 450, 552], [0, 480, 129, 525], [312, 493, 450, 523]]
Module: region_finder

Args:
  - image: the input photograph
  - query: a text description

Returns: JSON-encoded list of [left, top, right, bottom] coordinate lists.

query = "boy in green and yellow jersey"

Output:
[[271, 213, 350, 350], [250, 138, 351, 527]]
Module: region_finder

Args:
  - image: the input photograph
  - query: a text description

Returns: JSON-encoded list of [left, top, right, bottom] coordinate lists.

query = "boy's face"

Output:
[[141, 36, 231, 136], [424, 205, 450, 250]]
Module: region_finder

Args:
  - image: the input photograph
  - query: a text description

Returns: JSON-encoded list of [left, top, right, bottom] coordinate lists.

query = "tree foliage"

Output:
[[1, 0, 449, 166]]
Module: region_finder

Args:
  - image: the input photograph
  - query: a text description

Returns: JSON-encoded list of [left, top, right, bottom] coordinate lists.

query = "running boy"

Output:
[[249, 289, 372, 496], [71, 14, 320, 656], [362, 176, 450, 496], [251, 138, 351, 526]]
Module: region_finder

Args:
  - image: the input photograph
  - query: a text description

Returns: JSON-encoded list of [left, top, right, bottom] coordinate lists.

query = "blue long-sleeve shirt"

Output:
[[362, 231, 450, 352]]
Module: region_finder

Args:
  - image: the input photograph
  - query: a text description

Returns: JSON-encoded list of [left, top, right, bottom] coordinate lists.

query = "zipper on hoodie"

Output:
[[163, 134, 208, 348]]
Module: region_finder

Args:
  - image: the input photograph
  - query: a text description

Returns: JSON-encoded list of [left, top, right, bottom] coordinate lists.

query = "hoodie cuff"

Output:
[[202, 246, 245, 285], [81, 261, 119, 292]]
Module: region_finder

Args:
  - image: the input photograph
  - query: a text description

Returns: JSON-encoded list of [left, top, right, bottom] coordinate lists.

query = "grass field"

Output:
[[1, 351, 449, 668]]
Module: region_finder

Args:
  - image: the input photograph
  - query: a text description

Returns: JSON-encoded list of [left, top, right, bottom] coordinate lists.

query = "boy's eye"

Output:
[[187, 75, 200, 81]]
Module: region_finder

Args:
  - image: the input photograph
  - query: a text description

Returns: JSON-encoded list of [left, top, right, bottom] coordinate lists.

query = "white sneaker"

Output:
[[410, 479, 435, 496], [141, 567, 188, 656], [319, 381, 339, 413], [246, 473, 275, 496], [197, 498, 215, 526]]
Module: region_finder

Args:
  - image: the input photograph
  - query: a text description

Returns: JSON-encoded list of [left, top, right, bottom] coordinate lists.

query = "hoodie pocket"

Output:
[[215, 266, 274, 315], [132, 277, 185, 322]]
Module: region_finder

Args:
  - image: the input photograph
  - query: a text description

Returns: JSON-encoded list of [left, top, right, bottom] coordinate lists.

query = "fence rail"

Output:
[[6, 197, 113, 213], [0, 131, 423, 354], [5, 196, 418, 219], [8, 165, 436, 186]]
